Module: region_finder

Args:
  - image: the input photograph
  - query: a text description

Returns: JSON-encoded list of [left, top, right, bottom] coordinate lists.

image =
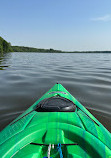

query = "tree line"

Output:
[[0, 36, 63, 53], [12, 46, 63, 53], [1, 36, 111, 54]]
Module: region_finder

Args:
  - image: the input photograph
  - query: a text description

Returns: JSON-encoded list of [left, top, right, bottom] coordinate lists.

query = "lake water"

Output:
[[0, 52, 111, 132]]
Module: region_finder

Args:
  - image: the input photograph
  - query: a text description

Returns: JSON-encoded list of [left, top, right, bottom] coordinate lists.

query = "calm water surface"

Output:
[[0, 52, 111, 132]]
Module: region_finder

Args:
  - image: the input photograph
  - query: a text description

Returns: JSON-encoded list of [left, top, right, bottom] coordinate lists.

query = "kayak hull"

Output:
[[0, 83, 111, 158]]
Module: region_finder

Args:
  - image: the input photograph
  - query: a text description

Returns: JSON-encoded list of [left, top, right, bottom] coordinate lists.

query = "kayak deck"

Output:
[[0, 83, 111, 158]]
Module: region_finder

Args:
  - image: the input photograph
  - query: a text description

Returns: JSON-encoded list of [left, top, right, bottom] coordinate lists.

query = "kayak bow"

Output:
[[0, 83, 111, 158]]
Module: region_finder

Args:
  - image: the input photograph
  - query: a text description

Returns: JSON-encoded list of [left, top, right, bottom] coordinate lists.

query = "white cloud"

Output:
[[91, 14, 111, 22]]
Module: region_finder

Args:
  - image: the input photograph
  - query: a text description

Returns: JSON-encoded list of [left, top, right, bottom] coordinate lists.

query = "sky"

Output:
[[0, 0, 111, 51]]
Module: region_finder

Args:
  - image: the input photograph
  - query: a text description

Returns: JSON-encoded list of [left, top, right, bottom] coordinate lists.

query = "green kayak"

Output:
[[0, 83, 111, 158]]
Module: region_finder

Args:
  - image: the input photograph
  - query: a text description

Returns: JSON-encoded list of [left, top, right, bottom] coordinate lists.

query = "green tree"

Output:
[[0, 36, 13, 53], [0, 45, 3, 53]]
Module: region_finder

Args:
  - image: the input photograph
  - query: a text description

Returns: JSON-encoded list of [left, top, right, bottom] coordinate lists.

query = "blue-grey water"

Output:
[[0, 52, 111, 132]]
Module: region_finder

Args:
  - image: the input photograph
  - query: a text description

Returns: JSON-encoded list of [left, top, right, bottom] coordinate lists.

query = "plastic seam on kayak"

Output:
[[76, 111, 87, 131], [0, 112, 36, 145], [10, 110, 34, 126], [77, 107, 99, 126], [77, 112, 111, 151]]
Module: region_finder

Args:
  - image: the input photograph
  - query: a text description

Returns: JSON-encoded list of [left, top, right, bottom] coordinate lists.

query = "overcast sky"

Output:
[[0, 0, 111, 51]]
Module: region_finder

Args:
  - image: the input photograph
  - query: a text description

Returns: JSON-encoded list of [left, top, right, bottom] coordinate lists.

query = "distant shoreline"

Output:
[[12, 46, 111, 53], [1, 36, 111, 54], [13, 51, 111, 53]]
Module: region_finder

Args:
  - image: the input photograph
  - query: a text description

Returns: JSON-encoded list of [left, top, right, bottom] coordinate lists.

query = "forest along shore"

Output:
[[1, 36, 111, 54]]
